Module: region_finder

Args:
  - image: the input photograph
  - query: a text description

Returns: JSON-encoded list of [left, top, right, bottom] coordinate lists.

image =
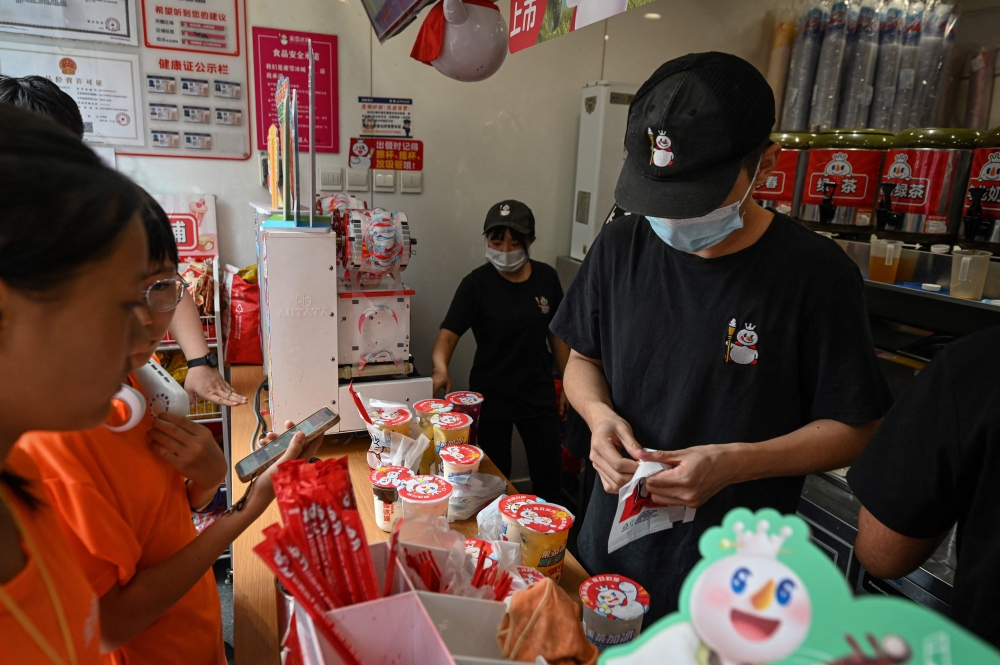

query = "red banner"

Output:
[[880, 149, 953, 215], [801, 148, 884, 206], [253, 28, 338, 152], [349, 138, 423, 171], [964, 147, 1000, 217], [754, 150, 800, 201]]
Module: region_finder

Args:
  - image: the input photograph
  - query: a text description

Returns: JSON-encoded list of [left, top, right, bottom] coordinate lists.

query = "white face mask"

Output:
[[485, 246, 527, 273]]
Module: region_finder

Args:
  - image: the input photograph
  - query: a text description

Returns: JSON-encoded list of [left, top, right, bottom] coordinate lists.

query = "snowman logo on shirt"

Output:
[[725, 319, 759, 365], [536, 296, 550, 314], [648, 128, 674, 167]]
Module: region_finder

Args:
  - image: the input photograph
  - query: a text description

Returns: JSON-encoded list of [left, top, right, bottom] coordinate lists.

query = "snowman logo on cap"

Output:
[[887, 153, 912, 180], [824, 153, 853, 177], [979, 152, 1000, 181], [500, 204, 511, 216], [648, 128, 674, 167]]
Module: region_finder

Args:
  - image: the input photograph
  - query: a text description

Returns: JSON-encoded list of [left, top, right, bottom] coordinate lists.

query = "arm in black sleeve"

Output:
[[440, 275, 478, 337]]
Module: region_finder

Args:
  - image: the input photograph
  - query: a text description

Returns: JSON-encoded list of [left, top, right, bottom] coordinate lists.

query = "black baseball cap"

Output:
[[484, 200, 535, 236], [615, 52, 775, 219]]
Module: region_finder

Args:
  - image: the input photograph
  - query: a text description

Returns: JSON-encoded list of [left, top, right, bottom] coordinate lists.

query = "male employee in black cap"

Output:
[[433, 200, 570, 502], [551, 52, 893, 622]]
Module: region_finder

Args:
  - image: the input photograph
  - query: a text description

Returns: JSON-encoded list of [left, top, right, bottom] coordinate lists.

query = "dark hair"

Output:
[[0, 105, 142, 294], [0, 106, 141, 506], [0, 75, 85, 139], [742, 137, 773, 175], [485, 225, 534, 258], [140, 190, 180, 269]]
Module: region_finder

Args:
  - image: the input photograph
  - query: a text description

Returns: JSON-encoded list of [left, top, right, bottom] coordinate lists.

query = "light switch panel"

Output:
[[319, 168, 343, 191], [400, 171, 422, 194], [346, 168, 370, 192], [373, 169, 395, 193]]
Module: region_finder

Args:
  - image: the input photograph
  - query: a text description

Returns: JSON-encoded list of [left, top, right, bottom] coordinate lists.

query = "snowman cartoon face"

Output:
[[655, 133, 671, 150], [824, 153, 852, 176], [413, 480, 440, 495], [690, 553, 811, 663], [979, 153, 1000, 181], [736, 327, 758, 346], [887, 154, 911, 180], [352, 141, 370, 158], [596, 587, 627, 610]]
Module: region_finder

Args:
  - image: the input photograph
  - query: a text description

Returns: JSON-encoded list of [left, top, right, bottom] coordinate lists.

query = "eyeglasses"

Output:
[[143, 274, 187, 312]]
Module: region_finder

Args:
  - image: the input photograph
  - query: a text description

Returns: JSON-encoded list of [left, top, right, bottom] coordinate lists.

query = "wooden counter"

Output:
[[229, 365, 589, 665]]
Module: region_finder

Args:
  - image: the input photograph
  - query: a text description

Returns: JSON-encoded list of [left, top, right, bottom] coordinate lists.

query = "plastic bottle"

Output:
[[781, 1, 827, 131], [868, 0, 906, 129], [907, 2, 952, 129], [889, 1, 925, 133], [809, 1, 851, 131], [838, 1, 880, 127]]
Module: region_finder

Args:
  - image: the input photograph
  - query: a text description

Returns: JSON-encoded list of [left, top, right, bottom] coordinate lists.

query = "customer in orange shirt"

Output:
[[20, 195, 315, 665], [0, 106, 148, 665]]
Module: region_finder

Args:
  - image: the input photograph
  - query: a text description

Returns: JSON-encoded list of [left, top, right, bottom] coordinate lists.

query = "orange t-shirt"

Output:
[[1, 445, 102, 665], [17, 381, 225, 665]]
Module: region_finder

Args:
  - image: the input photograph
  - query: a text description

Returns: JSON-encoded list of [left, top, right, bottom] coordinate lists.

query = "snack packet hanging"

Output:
[[608, 458, 695, 554]]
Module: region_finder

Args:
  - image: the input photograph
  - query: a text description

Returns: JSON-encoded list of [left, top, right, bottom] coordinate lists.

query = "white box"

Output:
[[259, 223, 340, 427], [416, 592, 506, 661], [337, 291, 412, 367]]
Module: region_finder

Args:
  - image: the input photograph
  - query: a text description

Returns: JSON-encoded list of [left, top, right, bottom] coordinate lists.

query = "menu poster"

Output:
[[153, 194, 218, 260], [142, 0, 241, 56], [358, 96, 413, 138], [0, 0, 136, 45], [252, 27, 338, 153], [0, 42, 144, 146]]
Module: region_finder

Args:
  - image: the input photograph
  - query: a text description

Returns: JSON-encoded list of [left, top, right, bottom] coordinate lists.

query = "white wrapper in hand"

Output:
[[608, 458, 695, 554]]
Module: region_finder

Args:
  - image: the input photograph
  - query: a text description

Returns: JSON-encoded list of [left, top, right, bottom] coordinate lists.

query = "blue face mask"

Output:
[[647, 162, 760, 253]]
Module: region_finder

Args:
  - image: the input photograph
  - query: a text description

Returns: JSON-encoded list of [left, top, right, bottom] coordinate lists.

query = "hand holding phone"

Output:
[[235, 407, 340, 482]]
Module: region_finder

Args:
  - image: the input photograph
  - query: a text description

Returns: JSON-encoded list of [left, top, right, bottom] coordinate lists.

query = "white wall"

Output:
[[118, 0, 782, 390]]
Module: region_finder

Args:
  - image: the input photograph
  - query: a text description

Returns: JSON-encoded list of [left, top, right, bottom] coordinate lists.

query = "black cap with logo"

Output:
[[484, 200, 535, 236], [615, 52, 775, 219]]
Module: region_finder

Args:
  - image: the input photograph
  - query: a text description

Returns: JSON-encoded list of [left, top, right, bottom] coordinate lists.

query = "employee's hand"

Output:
[[432, 367, 452, 397], [244, 420, 325, 516], [637, 445, 734, 508], [149, 412, 228, 489], [589, 407, 640, 493], [184, 365, 247, 407], [558, 391, 569, 418]]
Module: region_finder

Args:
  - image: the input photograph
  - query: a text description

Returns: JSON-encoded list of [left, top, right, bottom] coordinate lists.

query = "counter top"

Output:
[[228, 365, 590, 665]]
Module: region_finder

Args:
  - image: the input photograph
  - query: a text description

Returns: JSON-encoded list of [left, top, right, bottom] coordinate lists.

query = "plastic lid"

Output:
[[811, 129, 894, 150], [368, 407, 412, 427], [978, 125, 1000, 148], [499, 494, 542, 519], [439, 444, 482, 466], [921, 283, 943, 292], [517, 566, 546, 585], [892, 127, 982, 149], [432, 412, 474, 431], [413, 399, 453, 415], [398, 475, 454, 502], [446, 391, 484, 406], [370, 465, 414, 488], [930, 244, 951, 254], [516, 503, 573, 534], [769, 132, 816, 149], [580, 575, 651, 618]]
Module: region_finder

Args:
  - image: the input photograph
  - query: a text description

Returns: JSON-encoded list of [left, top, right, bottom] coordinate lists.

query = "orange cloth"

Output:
[[18, 379, 225, 665], [498, 578, 598, 665], [2, 446, 102, 665]]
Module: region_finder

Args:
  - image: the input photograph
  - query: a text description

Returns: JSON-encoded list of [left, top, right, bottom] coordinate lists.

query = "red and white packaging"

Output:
[[608, 459, 695, 554], [754, 148, 805, 216], [800, 148, 885, 225], [881, 148, 971, 234], [964, 147, 1000, 222]]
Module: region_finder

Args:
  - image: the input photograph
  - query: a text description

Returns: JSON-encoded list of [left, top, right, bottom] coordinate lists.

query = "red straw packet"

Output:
[[342, 510, 381, 602]]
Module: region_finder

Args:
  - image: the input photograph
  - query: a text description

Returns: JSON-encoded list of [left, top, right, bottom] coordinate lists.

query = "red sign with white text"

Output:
[[964, 148, 1000, 218], [754, 150, 801, 201], [880, 149, 953, 215], [349, 138, 423, 171], [142, 0, 242, 55], [801, 149, 884, 206], [253, 28, 338, 152]]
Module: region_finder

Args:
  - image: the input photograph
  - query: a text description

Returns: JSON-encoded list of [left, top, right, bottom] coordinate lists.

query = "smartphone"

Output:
[[235, 407, 341, 482]]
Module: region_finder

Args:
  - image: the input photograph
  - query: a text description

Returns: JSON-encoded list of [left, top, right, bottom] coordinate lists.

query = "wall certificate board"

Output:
[[0, 0, 137, 45], [0, 42, 144, 145]]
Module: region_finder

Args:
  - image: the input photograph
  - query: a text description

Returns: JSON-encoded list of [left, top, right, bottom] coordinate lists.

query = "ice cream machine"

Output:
[[256, 195, 431, 432]]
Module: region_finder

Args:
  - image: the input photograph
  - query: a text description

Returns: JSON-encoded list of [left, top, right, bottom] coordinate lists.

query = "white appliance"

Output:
[[570, 81, 639, 261], [256, 203, 430, 432]]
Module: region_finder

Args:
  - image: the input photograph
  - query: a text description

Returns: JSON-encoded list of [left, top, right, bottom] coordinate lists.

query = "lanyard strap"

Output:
[[0, 489, 77, 665]]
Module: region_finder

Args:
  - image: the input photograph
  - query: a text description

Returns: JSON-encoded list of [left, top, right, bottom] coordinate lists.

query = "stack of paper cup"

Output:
[[579, 574, 650, 652], [398, 475, 453, 518]]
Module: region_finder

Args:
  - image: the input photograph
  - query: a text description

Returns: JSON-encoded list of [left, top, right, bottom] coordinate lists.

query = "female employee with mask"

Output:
[[432, 201, 569, 502]]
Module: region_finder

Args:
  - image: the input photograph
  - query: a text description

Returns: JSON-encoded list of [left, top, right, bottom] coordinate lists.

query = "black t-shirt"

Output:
[[848, 327, 1000, 648], [441, 260, 564, 420], [550, 212, 892, 623]]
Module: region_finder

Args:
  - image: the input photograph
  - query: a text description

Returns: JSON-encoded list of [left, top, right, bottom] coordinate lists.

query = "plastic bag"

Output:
[[224, 266, 262, 365], [449, 472, 507, 522], [395, 515, 494, 599], [365, 422, 429, 471], [477, 493, 506, 541], [608, 458, 695, 554]]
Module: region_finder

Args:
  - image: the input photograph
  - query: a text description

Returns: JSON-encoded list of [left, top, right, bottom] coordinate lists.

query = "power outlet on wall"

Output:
[[346, 168, 370, 192], [373, 169, 395, 193]]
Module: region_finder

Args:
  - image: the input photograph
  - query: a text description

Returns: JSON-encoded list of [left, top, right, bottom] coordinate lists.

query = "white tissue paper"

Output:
[[449, 472, 507, 521], [608, 458, 696, 554]]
